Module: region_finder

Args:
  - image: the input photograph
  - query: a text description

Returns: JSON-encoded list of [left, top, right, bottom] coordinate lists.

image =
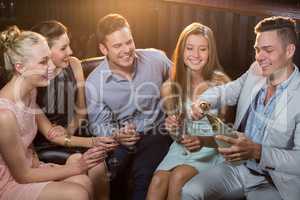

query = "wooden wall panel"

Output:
[[154, 2, 260, 78]]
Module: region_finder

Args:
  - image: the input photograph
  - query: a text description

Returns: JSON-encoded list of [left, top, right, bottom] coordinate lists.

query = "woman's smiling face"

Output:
[[183, 34, 209, 71], [50, 33, 73, 68]]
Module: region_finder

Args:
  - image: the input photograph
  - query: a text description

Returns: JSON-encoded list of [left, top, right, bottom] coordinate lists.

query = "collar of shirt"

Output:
[[261, 65, 298, 95], [277, 65, 298, 90], [102, 52, 139, 83]]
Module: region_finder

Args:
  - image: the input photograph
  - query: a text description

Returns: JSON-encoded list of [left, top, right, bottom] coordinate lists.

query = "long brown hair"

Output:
[[170, 23, 225, 114]]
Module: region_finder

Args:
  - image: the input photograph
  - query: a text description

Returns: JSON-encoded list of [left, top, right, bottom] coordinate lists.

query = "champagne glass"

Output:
[[167, 96, 184, 142], [180, 118, 191, 156], [119, 114, 138, 154], [165, 96, 190, 155], [106, 112, 120, 181]]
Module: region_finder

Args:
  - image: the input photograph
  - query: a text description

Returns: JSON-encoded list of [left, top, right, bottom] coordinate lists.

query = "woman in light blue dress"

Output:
[[156, 104, 223, 172], [146, 23, 230, 200]]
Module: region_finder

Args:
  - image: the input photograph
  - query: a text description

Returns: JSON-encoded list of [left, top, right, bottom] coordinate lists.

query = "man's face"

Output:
[[254, 30, 291, 77], [100, 27, 136, 69]]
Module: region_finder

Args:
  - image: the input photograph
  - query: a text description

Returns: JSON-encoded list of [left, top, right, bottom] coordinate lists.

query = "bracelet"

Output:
[[64, 134, 72, 147]]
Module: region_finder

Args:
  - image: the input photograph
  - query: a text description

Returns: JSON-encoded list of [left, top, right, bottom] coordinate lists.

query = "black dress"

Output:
[[37, 66, 77, 127], [34, 67, 85, 164]]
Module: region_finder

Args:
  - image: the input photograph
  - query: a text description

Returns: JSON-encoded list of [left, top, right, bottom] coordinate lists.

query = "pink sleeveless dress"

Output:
[[0, 91, 52, 200]]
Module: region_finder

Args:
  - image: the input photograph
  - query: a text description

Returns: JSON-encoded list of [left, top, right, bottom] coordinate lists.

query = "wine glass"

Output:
[[165, 96, 190, 155], [166, 96, 184, 142], [106, 112, 121, 181], [119, 115, 138, 154], [180, 118, 191, 156]]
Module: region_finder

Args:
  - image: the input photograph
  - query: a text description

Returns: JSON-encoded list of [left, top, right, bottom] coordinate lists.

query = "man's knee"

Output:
[[181, 177, 205, 200], [246, 184, 281, 200]]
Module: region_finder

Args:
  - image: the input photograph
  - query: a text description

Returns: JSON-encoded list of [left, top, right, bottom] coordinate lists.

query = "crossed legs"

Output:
[[146, 165, 198, 200], [37, 153, 108, 200]]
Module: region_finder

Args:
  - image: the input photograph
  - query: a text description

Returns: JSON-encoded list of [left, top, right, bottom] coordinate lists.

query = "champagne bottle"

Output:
[[199, 102, 245, 165], [199, 102, 237, 148]]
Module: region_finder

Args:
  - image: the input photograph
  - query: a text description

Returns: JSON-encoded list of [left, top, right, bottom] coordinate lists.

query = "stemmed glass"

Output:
[[106, 112, 121, 181], [118, 109, 140, 154], [180, 118, 191, 155], [166, 96, 190, 155], [166, 96, 183, 141]]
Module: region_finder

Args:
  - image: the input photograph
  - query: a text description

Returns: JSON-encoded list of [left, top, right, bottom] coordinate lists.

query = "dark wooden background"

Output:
[[1, 0, 300, 79]]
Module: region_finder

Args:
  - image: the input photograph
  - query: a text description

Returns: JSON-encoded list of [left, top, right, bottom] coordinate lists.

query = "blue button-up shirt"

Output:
[[85, 49, 172, 136], [245, 66, 298, 173]]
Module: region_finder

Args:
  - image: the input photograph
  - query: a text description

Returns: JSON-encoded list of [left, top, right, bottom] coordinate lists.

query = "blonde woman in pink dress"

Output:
[[0, 26, 107, 200]]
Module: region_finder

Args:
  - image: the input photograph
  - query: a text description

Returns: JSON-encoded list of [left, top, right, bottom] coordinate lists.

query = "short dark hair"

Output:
[[31, 20, 68, 48], [96, 13, 130, 44], [255, 16, 298, 46]]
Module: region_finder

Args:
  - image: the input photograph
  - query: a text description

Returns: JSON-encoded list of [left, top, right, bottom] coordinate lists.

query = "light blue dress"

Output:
[[156, 101, 224, 172]]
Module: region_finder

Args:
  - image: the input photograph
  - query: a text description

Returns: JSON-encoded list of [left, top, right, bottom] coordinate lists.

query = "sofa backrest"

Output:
[[81, 56, 105, 79]]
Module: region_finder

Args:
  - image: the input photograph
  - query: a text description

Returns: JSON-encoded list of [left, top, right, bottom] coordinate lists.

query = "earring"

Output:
[[15, 63, 25, 74]]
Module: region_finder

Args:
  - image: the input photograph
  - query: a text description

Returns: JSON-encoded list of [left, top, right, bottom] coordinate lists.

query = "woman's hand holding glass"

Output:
[[165, 115, 193, 155], [165, 115, 182, 141], [180, 135, 203, 152], [91, 136, 119, 152], [71, 145, 107, 174]]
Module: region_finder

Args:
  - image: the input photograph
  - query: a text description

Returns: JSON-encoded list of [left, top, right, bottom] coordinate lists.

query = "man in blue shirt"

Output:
[[182, 16, 300, 200], [85, 13, 172, 200]]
